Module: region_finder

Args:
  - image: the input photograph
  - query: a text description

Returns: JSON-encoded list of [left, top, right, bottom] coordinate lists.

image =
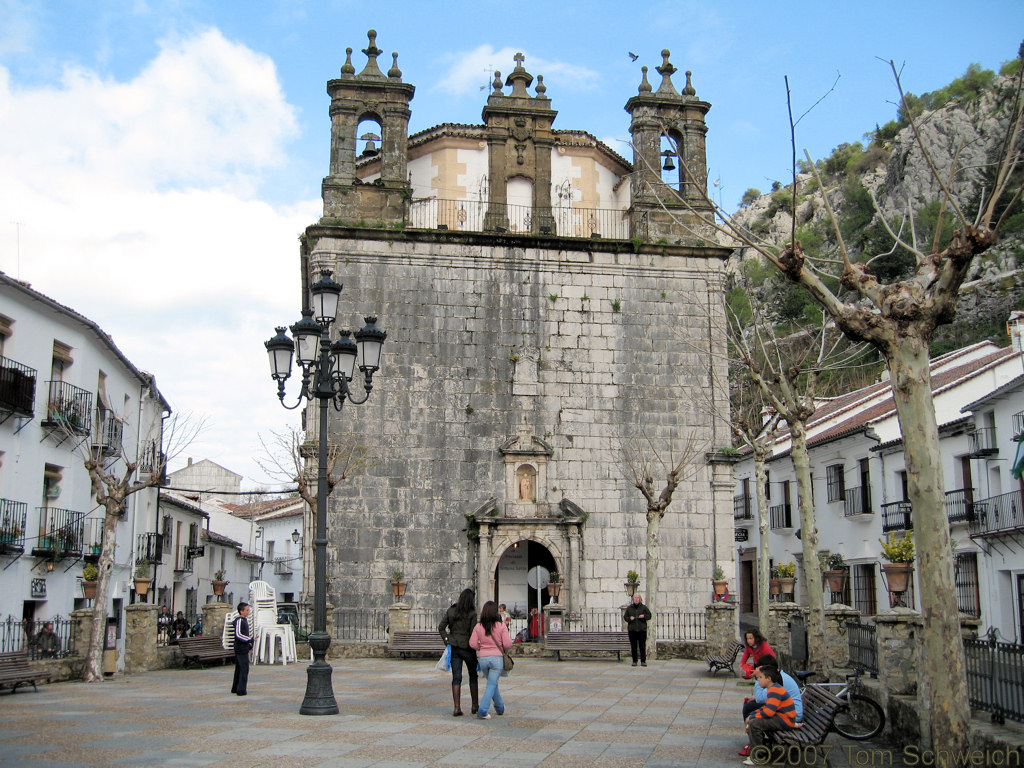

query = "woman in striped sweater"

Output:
[[743, 665, 799, 763]]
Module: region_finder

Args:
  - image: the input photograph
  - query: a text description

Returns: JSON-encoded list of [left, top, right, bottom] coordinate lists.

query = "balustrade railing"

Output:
[[880, 500, 913, 532], [43, 380, 93, 434], [945, 488, 979, 524], [0, 356, 36, 415], [969, 489, 1023, 537], [843, 485, 872, 516], [406, 198, 629, 239], [34, 507, 84, 556], [0, 498, 28, 554]]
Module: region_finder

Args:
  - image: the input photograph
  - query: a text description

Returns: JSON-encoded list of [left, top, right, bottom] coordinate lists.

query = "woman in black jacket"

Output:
[[438, 588, 479, 716]]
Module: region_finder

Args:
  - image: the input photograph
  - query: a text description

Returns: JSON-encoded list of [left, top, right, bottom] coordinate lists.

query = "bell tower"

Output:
[[322, 30, 415, 223], [624, 50, 713, 242]]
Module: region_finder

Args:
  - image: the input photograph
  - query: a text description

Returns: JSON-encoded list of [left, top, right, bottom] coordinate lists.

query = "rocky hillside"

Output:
[[730, 58, 1024, 357]]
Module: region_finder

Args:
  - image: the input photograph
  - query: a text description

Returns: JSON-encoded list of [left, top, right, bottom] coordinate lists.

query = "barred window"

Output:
[[826, 464, 845, 502]]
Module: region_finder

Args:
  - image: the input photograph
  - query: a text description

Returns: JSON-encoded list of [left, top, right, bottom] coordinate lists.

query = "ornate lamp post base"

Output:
[[300, 631, 338, 715]]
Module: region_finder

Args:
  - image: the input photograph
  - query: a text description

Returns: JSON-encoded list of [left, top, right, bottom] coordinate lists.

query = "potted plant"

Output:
[[625, 569, 640, 597], [212, 569, 228, 596], [133, 561, 152, 597], [776, 561, 797, 597], [546, 572, 563, 601], [0, 522, 22, 551], [712, 565, 729, 598], [82, 562, 99, 600], [879, 531, 914, 599], [390, 569, 406, 599], [769, 565, 782, 596], [820, 552, 849, 593]]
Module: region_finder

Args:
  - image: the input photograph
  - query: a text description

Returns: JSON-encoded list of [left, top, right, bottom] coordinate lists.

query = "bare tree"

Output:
[[619, 431, 708, 658], [60, 408, 203, 682]]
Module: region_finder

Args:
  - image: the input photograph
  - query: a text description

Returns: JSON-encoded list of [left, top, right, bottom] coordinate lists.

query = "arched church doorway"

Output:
[[493, 539, 556, 618]]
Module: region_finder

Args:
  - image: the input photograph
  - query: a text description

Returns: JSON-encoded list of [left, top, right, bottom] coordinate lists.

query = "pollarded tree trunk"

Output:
[[789, 421, 825, 669], [645, 511, 661, 659], [84, 493, 125, 682], [887, 340, 968, 748], [754, 447, 772, 635]]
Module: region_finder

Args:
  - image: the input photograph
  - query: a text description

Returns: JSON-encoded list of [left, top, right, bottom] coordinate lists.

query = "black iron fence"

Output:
[[969, 489, 1023, 537], [965, 628, 1024, 724], [656, 609, 707, 641], [880, 500, 912, 532], [844, 485, 873, 516], [331, 608, 389, 642], [945, 488, 978, 524], [0, 615, 79, 660], [846, 619, 878, 675]]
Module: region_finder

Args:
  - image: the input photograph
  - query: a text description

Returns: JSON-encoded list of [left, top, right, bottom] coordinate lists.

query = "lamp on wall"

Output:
[[291, 529, 301, 544]]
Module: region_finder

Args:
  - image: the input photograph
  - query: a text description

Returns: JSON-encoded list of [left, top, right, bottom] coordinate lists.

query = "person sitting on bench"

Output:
[[743, 664, 799, 765], [738, 654, 802, 757]]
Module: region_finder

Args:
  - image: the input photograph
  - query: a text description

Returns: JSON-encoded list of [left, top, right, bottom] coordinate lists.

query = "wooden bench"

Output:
[[545, 631, 631, 661], [706, 639, 744, 676], [177, 636, 235, 668], [390, 631, 445, 658], [766, 685, 847, 748], [0, 651, 49, 694]]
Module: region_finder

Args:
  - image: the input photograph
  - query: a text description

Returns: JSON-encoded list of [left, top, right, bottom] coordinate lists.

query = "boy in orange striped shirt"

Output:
[[743, 665, 799, 763]]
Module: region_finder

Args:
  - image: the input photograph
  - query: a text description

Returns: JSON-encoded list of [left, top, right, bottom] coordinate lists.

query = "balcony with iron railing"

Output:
[[406, 198, 630, 239], [734, 494, 753, 521], [42, 381, 93, 435], [0, 356, 36, 417], [1013, 410, 1024, 441], [844, 485, 873, 517], [967, 427, 998, 457], [945, 488, 980, 524], [174, 544, 196, 573], [273, 557, 294, 577], [138, 442, 166, 483], [137, 531, 164, 564], [92, 410, 124, 456], [32, 507, 85, 558], [880, 500, 913, 532], [0, 498, 28, 555], [82, 517, 105, 562], [968, 489, 1023, 538], [769, 504, 793, 529]]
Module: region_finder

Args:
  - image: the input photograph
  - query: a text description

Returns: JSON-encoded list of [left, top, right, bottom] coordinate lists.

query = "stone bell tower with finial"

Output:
[[624, 50, 713, 243], [322, 30, 415, 223], [481, 53, 558, 233]]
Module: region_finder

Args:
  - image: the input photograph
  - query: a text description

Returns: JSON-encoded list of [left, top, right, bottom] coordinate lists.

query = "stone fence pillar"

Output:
[[704, 601, 737, 653], [823, 604, 861, 677], [767, 602, 806, 664], [71, 608, 93, 669], [874, 607, 922, 697], [124, 604, 158, 674], [202, 601, 233, 644], [388, 603, 410, 641]]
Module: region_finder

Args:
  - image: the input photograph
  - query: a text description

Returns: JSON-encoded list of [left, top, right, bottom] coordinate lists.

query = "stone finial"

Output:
[[505, 52, 534, 97], [638, 65, 652, 93], [656, 49, 679, 95], [341, 47, 355, 76], [388, 52, 402, 79], [358, 29, 385, 78], [535, 74, 547, 98], [492, 70, 503, 93], [683, 70, 696, 96]]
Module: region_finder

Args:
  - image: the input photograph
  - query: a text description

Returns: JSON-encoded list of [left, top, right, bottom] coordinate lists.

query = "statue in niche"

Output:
[[517, 466, 536, 501]]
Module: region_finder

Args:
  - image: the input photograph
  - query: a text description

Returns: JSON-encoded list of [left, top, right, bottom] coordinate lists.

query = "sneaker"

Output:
[[477, 713, 491, 720], [738, 745, 752, 757], [742, 759, 755, 766], [641, 662, 647, 667]]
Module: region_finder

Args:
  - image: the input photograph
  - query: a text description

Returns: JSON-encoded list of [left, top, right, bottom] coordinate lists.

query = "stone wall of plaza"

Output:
[[304, 227, 735, 614]]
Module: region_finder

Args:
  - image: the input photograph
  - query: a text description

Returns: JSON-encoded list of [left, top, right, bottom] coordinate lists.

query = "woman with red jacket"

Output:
[[469, 600, 513, 719], [739, 629, 773, 679]]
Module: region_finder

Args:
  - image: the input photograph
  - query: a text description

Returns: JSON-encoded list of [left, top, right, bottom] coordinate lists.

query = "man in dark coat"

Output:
[[231, 603, 253, 696], [624, 593, 652, 666]]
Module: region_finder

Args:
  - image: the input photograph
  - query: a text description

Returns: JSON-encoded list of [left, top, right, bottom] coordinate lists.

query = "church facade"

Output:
[[300, 31, 735, 617]]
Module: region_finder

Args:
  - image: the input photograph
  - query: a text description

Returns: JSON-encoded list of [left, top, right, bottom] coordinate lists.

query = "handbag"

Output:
[[502, 648, 514, 673]]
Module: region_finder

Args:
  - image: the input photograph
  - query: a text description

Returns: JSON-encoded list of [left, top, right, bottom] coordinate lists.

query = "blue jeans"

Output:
[[477, 655, 505, 716]]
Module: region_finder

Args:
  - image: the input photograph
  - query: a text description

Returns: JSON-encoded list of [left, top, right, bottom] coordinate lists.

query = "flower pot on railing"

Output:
[[712, 579, 729, 597], [211, 580, 227, 596], [881, 563, 912, 595], [778, 577, 796, 597], [625, 581, 638, 597], [133, 577, 151, 596], [769, 578, 781, 596], [390, 579, 406, 599], [824, 569, 849, 593], [82, 580, 98, 600]]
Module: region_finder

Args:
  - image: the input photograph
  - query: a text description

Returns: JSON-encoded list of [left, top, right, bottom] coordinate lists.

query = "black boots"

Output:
[[469, 676, 479, 715], [452, 683, 463, 716]]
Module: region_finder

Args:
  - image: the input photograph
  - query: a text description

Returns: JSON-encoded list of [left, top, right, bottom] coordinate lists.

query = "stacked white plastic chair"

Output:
[[247, 580, 297, 664]]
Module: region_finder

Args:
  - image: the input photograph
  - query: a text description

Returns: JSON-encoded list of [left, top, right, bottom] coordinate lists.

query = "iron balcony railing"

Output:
[[0, 615, 80, 660], [272, 557, 293, 576], [880, 500, 913, 532], [42, 380, 93, 434], [965, 629, 1024, 725], [33, 507, 84, 557], [769, 503, 793, 529], [846, 620, 878, 675], [92, 410, 124, 456], [1013, 410, 1024, 440], [734, 494, 753, 520], [174, 544, 195, 573], [844, 485, 873, 516], [967, 427, 998, 457], [0, 356, 36, 416], [406, 198, 630, 239], [138, 442, 166, 484], [0, 498, 28, 554], [968, 489, 1023, 537], [945, 488, 980, 524], [82, 517, 105, 560], [137, 531, 164, 564]]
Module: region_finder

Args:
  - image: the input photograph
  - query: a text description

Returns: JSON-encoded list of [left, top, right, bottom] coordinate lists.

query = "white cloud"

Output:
[[435, 44, 599, 97], [0, 28, 320, 488]]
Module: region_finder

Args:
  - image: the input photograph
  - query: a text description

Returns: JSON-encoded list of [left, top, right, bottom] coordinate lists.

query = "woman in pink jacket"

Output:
[[469, 600, 512, 719]]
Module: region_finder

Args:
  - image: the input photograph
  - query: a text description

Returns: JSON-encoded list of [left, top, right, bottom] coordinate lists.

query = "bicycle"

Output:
[[792, 666, 885, 740]]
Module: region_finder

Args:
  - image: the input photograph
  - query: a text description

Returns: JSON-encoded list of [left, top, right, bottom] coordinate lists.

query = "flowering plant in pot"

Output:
[[820, 552, 848, 593], [776, 561, 797, 598], [390, 569, 406, 599], [711, 565, 729, 597], [879, 531, 914, 600], [625, 569, 640, 597], [212, 569, 228, 596], [133, 561, 152, 597], [82, 562, 99, 600]]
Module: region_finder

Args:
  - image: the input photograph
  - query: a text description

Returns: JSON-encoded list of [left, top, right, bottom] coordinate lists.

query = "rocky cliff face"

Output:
[[730, 70, 1023, 351]]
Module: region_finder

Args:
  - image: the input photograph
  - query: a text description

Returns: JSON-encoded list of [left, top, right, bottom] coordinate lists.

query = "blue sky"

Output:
[[1, 1, 1022, 488]]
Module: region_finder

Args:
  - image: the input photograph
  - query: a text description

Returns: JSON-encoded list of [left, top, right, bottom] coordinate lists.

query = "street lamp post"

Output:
[[265, 269, 386, 716]]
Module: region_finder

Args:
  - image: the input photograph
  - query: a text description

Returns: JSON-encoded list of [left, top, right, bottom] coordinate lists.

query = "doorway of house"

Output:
[[494, 539, 556, 619]]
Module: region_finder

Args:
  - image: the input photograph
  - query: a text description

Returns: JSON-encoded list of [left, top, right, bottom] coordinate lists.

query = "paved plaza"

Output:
[[0, 656, 922, 767]]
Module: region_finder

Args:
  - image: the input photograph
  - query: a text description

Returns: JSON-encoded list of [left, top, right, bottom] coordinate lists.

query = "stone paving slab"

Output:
[[0, 656, 936, 767]]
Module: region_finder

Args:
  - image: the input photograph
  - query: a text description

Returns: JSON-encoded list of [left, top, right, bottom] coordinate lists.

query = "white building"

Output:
[[0, 271, 169, 663], [734, 327, 1024, 641], [224, 497, 304, 605]]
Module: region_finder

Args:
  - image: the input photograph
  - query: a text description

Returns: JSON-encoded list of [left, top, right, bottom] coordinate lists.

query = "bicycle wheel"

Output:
[[832, 693, 885, 740]]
